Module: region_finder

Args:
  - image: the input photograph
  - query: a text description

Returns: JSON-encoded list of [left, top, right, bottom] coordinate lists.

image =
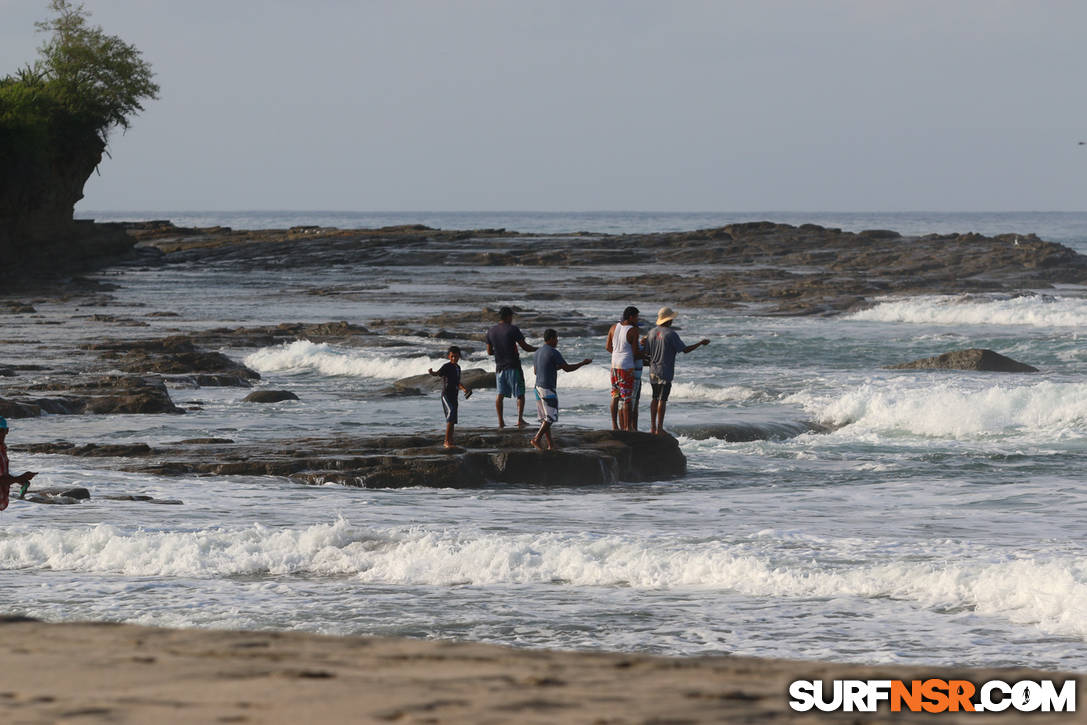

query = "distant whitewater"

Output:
[[847, 294, 1087, 328]]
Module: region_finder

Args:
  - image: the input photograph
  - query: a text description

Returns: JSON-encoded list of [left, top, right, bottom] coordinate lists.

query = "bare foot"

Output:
[[530, 438, 544, 450], [443, 442, 456, 449], [516, 419, 528, 428], [497, 423, 506, 430]]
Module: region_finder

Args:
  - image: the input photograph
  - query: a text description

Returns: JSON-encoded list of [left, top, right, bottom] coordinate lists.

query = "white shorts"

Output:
[[534, 386, 558, 424]]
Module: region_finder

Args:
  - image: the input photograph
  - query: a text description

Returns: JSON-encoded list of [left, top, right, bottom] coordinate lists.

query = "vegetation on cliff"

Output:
[[0, 0, 158, 263]]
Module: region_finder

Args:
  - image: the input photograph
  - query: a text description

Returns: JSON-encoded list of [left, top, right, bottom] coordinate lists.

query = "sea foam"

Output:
[[245, 341, 446, 380], [846, 294, 1087, 327], [3, 520, 1084, 638], [790, 380, 1087, 439], [245, 341, 760, 402]]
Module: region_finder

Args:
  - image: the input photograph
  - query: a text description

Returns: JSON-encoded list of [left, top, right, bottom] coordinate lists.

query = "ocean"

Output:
[[3, 210, 1087, 670]]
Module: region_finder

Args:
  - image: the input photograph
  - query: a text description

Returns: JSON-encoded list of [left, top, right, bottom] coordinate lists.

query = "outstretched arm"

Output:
[[517, 339, 538, 353], [460, 384, 473, 399], [683, 339, 710, 354], [0, 471, 35, 486], [560, 358, 592, 372]]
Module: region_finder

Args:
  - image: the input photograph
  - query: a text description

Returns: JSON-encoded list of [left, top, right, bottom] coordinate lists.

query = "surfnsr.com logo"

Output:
[[789, 679, 1076, 713]]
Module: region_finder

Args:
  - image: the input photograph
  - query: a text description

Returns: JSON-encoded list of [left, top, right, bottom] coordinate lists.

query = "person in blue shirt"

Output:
[[428, 346, 473, 448], [646, 306, 710, 435], [530, 329, 592, 451]]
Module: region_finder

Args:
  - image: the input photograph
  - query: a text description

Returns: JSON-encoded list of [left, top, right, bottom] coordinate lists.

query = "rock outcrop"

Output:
[[85, 336, 260, 384], [887, 349, 1039, 373], [16, 429, 687, 488], [124, 221, 1087, 316], [243, 390, 300, 403], [0, 375, 184, 417], [0, 128, 135, 278]]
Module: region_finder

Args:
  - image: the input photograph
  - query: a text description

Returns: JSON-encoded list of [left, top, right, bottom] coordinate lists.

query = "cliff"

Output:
[[0, 124, 133, 275]]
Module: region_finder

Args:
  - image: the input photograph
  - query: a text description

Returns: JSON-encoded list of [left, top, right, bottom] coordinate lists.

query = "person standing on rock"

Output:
[[605, 306, 642, 431], [428, 346, 473, 448], [530, 329, 592, 451], [486, 306, 537, 428], [630, 319, 647, 431], [646, 307, 709, 436], [0, 417, 37, 511]]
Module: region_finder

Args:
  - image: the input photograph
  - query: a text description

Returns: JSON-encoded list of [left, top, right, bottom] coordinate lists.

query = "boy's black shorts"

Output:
[[441, 394, 458, 424]]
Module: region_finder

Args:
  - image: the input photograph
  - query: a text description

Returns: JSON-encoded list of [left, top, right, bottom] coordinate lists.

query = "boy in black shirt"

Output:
[[428, 346, 473, 448]]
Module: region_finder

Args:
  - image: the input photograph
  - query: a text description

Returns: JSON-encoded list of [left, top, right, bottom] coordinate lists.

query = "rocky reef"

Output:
[[122, 220, 1087, 316], [0, 375, 183, 418], [16, 429, 688, 488]]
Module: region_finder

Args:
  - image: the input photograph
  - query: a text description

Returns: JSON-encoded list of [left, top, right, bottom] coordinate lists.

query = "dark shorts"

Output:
[[650, 374, 673, 402], [496, 367, 525, 398], [441, 394, 458, 424]]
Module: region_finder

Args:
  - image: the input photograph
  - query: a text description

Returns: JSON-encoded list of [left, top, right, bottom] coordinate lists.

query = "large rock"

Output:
[[887, 348, 1039, 373], [0, 399, 43, 419], [4, 376, 184, 416], [30, 428, 686, 488], [243, 390, 300, 403], [87, 336, 260, 381]]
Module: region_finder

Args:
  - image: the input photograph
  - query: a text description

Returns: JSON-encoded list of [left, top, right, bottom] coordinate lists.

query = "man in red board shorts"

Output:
[[605, 306, 642, 431], [0, 417, 37, 511]]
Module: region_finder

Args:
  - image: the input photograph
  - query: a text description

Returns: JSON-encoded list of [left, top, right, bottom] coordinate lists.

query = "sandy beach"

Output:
[[0, 617, 1081, 723]]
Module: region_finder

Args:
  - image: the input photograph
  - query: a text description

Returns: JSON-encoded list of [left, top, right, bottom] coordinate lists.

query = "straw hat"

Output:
[[656, 306, 677, 325]]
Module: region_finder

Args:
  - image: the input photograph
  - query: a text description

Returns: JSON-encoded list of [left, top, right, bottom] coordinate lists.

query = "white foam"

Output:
[[789, 380, 1087, 439], [847, 294, 1087, 328], [244, 341, 762, 401], [245, 341, 443, 380], [556, 365, 764, 402], [3, 521, 1084, 638]]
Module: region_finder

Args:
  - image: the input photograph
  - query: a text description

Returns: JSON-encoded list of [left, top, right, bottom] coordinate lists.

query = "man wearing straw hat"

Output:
[[646, 307, 710, 436], [0, 417, 37, 511]]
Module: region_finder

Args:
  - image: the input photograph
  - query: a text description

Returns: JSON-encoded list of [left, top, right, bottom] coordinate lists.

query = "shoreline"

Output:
[[1, 618, 1082, 723]]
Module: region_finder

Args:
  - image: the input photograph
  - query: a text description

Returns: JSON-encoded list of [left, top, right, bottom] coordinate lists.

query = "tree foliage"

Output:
[[0, 0, 158, 158], [33, 0, 159, 137]]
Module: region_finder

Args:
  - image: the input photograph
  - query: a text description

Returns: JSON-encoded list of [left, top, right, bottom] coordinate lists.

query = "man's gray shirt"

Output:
[[533, 345, 567, 390], [647, 325, 686, 381]]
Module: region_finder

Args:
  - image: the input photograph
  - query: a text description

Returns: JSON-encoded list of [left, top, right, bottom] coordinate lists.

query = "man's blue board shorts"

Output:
[[497, 367, 525, 398]]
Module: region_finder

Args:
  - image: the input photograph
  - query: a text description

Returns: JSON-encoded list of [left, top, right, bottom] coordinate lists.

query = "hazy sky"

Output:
[[3, 0, 1086, 212]]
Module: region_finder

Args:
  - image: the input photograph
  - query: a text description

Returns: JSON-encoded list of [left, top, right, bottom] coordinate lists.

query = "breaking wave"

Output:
[[789, 380, 1087, 439], [245, 340, 445, 380], [245, 341, 763, 402], [2, 520, 1084, 639], [846, 294, 1087, 327]]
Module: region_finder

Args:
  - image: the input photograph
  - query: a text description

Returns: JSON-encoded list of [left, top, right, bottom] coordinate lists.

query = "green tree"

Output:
[[0, 0, 158, 254], [32, 0, 159, 140]]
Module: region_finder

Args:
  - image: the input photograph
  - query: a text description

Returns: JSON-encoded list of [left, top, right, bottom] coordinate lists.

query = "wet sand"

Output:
[[0, 618, 1081, 723]]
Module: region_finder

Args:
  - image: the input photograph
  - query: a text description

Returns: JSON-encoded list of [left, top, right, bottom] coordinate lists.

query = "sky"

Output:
[[2, 0, 1086, 212]]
